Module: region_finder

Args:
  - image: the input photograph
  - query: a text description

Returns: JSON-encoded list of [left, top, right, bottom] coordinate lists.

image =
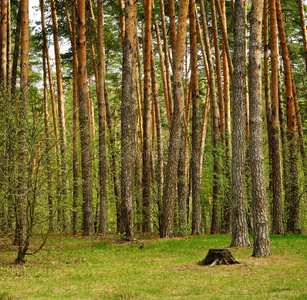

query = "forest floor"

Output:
[[0, 234, 306, 299]]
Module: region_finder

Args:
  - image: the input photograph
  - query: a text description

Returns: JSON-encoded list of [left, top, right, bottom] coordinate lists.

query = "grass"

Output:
[[0, 234, 306, 299]]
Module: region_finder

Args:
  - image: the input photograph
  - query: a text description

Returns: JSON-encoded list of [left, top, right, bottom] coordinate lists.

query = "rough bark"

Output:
[[190, 0, 201, 235], [121, 0, 138, 240], [269, 0, 284, 235], [230, 0, 251, 247], [249, 0, 271, 257], [161, 0, 189, 238], [77, 0, 95, 236]]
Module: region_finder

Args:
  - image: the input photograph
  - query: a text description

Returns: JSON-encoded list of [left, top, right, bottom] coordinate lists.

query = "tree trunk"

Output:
[[249, 0, 271, 257], [215, 0, 233, 83], [276, 0, 300, 234], [269, 0, 284, 235], [220, 0, 231, 234], [210, 0, 224, 138], [77, 0, 95, 236], [64, 0, 79, 235], [121, 0, 138, 240], [97, 0, 107, 235], [11, 0, 21, 96], [161, 0, 189, 238], [142, 0, 153, 233], [0, 0, 7, 93], [42, 46, 53, 234], [297, 0, 307, 73], [50, 0, 69, 232], [198, 0, 220, 235], [154, 12, 171, 128], [150, 44, 163, 233], [190, 0, 201, 235], [230, 0, 251, 247], [16, 0, 29, 264], [159, 0, 173, 122]]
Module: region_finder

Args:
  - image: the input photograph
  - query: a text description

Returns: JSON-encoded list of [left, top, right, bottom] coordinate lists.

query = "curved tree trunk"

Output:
[[230, 0, 251, 247], [249, 0, 271, 257]]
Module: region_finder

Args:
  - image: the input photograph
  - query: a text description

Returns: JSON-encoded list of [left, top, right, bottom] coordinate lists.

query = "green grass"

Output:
[[0, 234, 306, 299]]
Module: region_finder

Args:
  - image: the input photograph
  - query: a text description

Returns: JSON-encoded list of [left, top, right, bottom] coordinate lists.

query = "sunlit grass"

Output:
[[0, 234, 306, 299]]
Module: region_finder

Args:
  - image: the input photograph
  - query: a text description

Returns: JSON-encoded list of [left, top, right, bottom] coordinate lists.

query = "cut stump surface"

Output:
[[199, 249, 239, 266]]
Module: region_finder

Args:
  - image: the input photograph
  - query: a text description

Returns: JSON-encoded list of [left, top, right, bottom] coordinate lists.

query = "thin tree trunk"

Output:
[[215, 0, 233, 83], [161, 0, 189, 238], [1, 0, 7, 92], [249, 0, 271, 257], [297, 0, 307, 73], [121, 0, 138, 240], [199, 0, 220, 235], [16, 0, 29, 263], [159, 0, 173, 122], [190, 0, 201, 235], [230, 0, 251, 247], [50, 0, 69, 232], [154, 13, 171, 128], [77, 0, 95, 236], [7, 0, 11, 97], [64, 0, 79, 235], [210, 0, 224, 138], [150, 44, 163, 233], [11, 0, 21, 96], [291, 67, 307, 177], [178, 130, 187, 235], [97, 0, 107, 235], [142, 0, 153, 233], [276, 0, 300, 234], [220, 0, 231, 234], [42, 46, 53, 234], [269, 0, 284, 235]]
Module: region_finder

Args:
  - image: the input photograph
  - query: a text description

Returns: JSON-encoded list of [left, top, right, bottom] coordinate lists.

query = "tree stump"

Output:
[[199, 249, 239, 266]]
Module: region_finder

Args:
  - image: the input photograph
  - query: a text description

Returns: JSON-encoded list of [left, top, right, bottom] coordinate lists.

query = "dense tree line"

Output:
[[0, 0, 306, 263]]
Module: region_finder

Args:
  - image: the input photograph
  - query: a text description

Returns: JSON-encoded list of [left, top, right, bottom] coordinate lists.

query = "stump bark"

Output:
[[199, 249, 239, 266]]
